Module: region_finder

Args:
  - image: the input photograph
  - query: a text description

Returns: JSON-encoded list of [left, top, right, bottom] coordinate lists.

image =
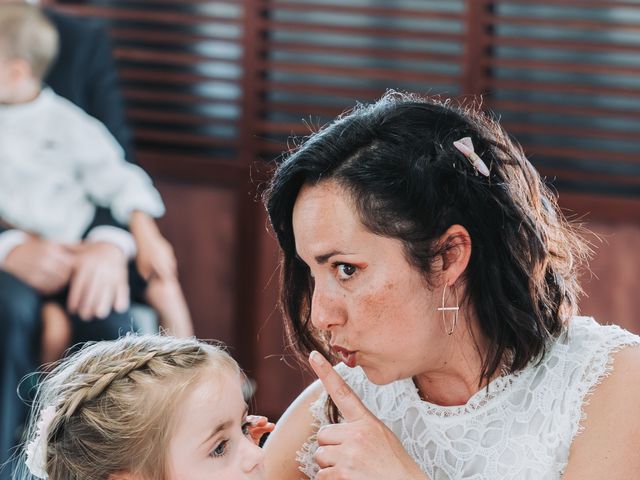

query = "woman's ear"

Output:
[[438, 224, 472, 286]]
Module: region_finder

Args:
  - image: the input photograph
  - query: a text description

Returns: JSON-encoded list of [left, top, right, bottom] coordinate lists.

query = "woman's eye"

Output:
[[210, 440, 228, 458], [336, 263, 357, 280], [241, 421, 251, 436]]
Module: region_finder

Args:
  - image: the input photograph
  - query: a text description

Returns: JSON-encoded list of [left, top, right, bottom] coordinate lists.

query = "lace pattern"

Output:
[[297, 317, 640, 480]]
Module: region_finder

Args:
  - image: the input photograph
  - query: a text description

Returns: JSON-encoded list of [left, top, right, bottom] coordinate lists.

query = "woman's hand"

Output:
[[247, 415, 275, 445], [309, 351, 429, 480]]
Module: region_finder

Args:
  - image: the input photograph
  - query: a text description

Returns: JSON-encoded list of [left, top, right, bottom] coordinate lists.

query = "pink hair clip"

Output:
[[453, 137, 490, 177]]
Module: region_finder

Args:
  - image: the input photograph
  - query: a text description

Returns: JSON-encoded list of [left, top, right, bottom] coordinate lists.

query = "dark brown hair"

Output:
[[264, 91, 589, 398]]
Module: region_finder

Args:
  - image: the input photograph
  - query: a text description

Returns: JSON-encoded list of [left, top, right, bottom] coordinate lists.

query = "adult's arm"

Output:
[[263, 380, 324, 480], [562, 345, 640, 479]]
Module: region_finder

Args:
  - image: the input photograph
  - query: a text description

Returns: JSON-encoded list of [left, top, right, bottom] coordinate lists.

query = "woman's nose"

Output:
[[240, 436, 266, 474], [310, 283, 344, 331]]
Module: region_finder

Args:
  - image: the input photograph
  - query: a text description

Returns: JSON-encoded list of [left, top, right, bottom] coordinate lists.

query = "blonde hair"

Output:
[[16, 335, 240, 480], [0, 3, 59, 80]]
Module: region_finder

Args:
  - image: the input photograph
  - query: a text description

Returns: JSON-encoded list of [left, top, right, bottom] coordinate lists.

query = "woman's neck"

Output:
[[413, 315, 496, 407]]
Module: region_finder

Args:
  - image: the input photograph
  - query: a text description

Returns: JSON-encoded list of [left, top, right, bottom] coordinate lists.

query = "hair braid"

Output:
[[59, 350, 158, 419], [18, 335, 239, 480]]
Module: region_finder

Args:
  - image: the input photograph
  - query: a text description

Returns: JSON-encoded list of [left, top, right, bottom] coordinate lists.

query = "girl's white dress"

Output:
[[297, 316, 640, 480]]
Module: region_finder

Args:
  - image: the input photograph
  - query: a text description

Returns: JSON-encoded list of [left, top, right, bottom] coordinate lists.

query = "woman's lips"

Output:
[[331, 346, 358, 368]]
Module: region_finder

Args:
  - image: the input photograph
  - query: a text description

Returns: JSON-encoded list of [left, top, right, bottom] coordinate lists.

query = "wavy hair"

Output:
[[264, 92, 590, 399]]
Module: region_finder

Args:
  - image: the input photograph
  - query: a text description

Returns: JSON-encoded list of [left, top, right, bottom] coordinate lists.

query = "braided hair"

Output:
[[17, 335, 239, 480]]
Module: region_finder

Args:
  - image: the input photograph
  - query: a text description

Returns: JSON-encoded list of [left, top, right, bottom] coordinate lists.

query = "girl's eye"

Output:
[[336, 263, 357, 280], [241, 421, 251, 436], [210, 440, 228, 458]]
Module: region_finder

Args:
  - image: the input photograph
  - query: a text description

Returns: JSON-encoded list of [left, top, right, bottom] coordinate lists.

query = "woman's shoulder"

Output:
[[565, 315, 640, 347], [557, 316, 640, 377], [561, 341, 640, 478], [541, 316, 640, 401]]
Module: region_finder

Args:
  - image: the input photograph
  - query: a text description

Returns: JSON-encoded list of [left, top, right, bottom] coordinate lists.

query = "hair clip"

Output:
[[453, 137, 490, 177], [25, 405, 56, 479]]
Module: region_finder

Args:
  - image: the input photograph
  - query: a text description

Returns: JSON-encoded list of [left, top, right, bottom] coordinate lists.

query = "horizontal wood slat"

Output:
[[266, 1, 464, 21], [53, 5, 243, 27], [258, 20, 465, 42], [485, 15, 640, 32], [498, 0, 640, 8]]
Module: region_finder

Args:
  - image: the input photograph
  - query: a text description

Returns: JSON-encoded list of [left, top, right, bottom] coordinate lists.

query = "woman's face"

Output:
[[292, 180, 449, 385], [166, 370, 265, 480]]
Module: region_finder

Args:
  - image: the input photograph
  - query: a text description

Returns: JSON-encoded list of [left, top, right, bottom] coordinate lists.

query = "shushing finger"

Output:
[[309, 350, 371, 423]]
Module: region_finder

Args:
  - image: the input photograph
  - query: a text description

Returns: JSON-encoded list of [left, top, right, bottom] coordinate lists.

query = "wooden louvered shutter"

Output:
[[482, 0, 640, 209]]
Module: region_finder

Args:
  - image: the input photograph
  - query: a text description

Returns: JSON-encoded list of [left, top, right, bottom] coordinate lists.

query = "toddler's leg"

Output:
[[41, 302, 72, 366], [145, 277, 194, 337]]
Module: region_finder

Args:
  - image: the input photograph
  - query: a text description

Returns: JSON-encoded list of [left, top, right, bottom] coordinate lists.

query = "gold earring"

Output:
[[436, 281, 459, 335]]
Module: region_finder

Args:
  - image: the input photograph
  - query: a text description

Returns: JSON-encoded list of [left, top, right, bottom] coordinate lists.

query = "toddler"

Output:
[[16, 334, 270, 479], [0, 3, 193, 360]]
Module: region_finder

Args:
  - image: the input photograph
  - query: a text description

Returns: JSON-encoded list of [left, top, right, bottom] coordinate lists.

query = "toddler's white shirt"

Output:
[[0, 88, 165, 242]]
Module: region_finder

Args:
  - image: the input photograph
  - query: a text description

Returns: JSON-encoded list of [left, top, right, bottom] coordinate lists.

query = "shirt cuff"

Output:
[[86, 226, 137, 260], [0, 230, 29, 266]]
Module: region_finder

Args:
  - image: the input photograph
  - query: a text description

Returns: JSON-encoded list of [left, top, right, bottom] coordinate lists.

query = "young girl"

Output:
[[15, 335, 272, 479]]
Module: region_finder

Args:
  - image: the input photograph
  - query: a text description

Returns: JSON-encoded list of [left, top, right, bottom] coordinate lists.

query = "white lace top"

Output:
[[298, 317, 640, 480]]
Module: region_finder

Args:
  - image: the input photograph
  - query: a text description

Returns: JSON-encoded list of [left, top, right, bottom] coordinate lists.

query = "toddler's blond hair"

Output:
[[17, 335, 240, 480], [0, 3, 59, 80]]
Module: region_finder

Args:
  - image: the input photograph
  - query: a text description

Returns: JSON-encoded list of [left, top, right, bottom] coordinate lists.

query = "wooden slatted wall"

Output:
[[253, 0, 467, 154]]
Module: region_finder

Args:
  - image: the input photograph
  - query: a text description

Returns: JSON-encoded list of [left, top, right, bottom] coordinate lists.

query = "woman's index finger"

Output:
[[309, 351, 370, 422]]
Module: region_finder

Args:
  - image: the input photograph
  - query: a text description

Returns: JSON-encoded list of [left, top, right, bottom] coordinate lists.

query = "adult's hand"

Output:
[[3, 236, 75, 294], [67, 241, 129, 321], [309, 351, 429, 480], [247, 415, 276, 445]]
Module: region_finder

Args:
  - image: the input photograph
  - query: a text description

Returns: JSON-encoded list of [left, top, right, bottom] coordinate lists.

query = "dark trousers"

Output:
[[0, 271, 135, 480]]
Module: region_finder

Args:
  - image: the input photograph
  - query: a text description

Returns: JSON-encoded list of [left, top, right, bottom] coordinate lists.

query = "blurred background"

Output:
[[43, 0, 640, 420]]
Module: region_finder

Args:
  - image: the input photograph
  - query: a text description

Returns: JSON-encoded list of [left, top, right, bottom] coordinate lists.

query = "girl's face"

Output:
[[292, 181, 450, 385], [166, 370, 264, 480]]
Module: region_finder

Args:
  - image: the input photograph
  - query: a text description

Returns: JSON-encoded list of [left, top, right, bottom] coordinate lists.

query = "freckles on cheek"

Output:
[[360, 282, 397, 328]]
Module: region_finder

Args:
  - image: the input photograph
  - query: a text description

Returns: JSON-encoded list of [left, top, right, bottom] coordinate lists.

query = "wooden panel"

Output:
[[154, 180, 238, 344], [578, 223, 640, 335]]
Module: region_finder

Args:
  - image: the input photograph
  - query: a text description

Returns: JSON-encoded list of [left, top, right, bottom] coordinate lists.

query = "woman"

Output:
[[262, 92, 640, 479]]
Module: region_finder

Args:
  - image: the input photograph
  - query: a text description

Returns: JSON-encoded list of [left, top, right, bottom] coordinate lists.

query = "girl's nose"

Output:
[[240, 436, 266, 474]]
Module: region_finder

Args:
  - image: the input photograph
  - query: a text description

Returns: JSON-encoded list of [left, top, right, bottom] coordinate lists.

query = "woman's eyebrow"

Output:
[[296, 250, 353, 265], [314, 250, 344, 264]]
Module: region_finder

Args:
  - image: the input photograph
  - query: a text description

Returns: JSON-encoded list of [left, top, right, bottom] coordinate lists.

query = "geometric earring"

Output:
[[436, 281, 459, 335]]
